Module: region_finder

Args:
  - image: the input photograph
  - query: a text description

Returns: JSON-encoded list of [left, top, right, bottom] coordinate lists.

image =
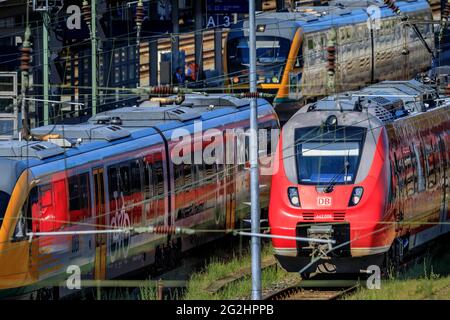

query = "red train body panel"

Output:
[[269, 80, 450, 274]]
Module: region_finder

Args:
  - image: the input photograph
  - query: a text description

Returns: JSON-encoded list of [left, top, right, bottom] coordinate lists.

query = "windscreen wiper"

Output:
[[323, 160, 350, 193]]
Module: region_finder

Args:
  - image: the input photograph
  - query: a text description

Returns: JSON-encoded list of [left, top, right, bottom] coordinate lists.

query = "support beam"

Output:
[[214, 28, 223, 75], [194, 0, 203, 81], [42, 11, 49, 125], [91, 0, 97, 115], [149, 0, 158, 86], [249, 0, 262, 301], [172, 0, 180, 71]]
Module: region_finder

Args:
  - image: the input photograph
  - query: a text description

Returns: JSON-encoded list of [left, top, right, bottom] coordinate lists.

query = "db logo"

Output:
[[317, 197, 332, 206]]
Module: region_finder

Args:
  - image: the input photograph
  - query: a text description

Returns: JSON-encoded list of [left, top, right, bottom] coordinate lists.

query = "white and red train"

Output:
[[269, 79, 450, 275], [0, 95, 278, 298]]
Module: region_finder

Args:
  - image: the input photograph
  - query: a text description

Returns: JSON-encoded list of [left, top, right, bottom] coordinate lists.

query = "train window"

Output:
[[153, 161, 164, 196], [143, 161, 154, 200], [295, 127, 365, 185], [130, 160, 141, 193], [0, 190, 10, 229], [68, 173, 91, 223], [15, 187, 39, 235], [108, 166, 119, 198], [193, 163, 205, 185], [307, 38, 314, 51], [413, 144, 426, 192], [205, 162, 216, 180], [39, 184, 53, 208], [174, 163, 184, 190], [425, 143, 437, 188], [120, 164, 131, 196], [183, 164, 193, 188]]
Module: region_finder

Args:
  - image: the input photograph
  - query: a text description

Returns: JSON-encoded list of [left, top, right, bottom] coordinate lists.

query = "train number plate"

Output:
[[317, 196, 332, 207]]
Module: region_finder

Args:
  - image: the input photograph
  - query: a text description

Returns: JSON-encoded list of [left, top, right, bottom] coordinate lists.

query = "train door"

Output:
[[93, 168, 106, 282], [438, 134, 449, 232], [224, 130, 237, 230]]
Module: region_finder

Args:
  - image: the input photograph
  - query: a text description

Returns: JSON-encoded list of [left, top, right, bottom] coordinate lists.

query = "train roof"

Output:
[[229, 0, 430, 41], [0, 94, 272, 162], [88, 94, 251, 128], [297, 79, 446, 124], [0, 94, 275, 194]]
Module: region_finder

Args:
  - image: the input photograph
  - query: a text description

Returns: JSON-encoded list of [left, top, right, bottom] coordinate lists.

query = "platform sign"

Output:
[[205, 13, 237, 29], [206, 0, 249, 13]]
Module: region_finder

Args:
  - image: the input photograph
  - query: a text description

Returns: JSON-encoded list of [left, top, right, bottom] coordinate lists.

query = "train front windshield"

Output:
[[294, 127, 366, 185], [227, 36, 291, 84]]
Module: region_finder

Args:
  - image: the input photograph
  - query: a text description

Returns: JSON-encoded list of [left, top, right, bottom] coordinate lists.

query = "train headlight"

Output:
[[271, 76, 279, 83], [288, 187, 301, 207], [348, 187, 364, 207], [324, 115, 338, 127]]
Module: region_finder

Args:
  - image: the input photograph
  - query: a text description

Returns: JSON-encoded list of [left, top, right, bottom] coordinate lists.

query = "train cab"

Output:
[[269, 79, 450, 275], [269, 95, 393, 273], [225, 0, 434, 122]]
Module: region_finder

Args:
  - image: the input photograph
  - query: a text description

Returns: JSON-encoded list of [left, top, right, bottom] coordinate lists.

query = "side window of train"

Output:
[[143, 160, 154, 200], [153, 161, 164, 197], [108, 166, 119, 199], [414, 144, 426, 192], [405, 147, 416, 196], [295, 44, 303, 68], [13, 187, 37, 240], [68, 173, 91, 223], [119, 164, 131, 196], [130, 159, 142, 194], [174, 163, 183, 194], [425, 141, 437, 188], [438, 135, 447, 168], [410, 145, 420, 193]]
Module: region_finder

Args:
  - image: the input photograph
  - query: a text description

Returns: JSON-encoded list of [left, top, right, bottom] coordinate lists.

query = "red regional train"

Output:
[[0, 95, 279, 299], [269, 79, 450, 275]]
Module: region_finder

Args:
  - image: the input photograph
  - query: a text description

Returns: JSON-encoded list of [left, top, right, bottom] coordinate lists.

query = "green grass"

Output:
[[348, 246, 450, 300], [182, 244, 298, 300]]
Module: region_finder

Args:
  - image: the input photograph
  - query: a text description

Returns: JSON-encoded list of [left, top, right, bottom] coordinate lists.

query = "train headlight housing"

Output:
[[348, 187, 364, 207], [233, 76, 240, 84], [271, 76, 279, 83], [288, 187, 301, 207], [324, 115, 338, 127]]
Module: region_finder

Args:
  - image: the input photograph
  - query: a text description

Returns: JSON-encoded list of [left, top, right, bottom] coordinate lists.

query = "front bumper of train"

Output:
[[270, 215, 392, 260], [273, 251, 386, 274]]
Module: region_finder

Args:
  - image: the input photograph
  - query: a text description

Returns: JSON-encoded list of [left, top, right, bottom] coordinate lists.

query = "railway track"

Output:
[[263, 280, 359, 300]]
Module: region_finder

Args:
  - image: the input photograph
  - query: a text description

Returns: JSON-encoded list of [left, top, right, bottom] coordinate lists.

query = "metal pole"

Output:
[[149, 0, 158, 86], [172, 0, 180, 72], [194, 0, 203, 81], [20, 4, 31, 140], [214, 28, 223, 75], [91, 0, 97, 115], [43, 11, 49, 125], [249, 0, 261, 300]]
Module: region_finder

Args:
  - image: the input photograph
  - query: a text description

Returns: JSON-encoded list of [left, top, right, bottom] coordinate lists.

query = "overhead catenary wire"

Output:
[[0, 0, 444, 240]]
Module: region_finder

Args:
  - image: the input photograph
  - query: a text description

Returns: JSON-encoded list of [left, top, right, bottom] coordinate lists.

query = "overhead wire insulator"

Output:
[[237, 92, 275, 99], [19, 46, 32, 71], [135, 0, 144, 27], [82, 0, 92, 32], [133, 225, 196, 235], [383, 0, 402, 15], [135, 0, 145, 45], [327, 46, 336, 74]]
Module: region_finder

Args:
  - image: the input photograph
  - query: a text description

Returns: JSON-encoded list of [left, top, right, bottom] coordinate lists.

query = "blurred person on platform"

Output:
[[173, 67, 186, 84]]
